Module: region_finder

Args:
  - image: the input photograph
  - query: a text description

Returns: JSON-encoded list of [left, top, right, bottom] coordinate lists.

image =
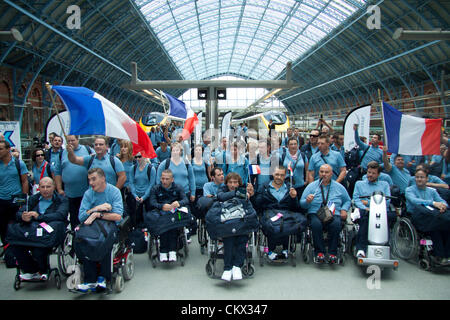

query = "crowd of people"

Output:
[[0, 117, 450, 290]]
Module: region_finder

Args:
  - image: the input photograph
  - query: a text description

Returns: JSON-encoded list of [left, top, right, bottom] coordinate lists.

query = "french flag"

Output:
[[382, 102, 441, 155], [249, 164, 261, 175], [51, 85, 156, 159], [165, 93, 198, 141]]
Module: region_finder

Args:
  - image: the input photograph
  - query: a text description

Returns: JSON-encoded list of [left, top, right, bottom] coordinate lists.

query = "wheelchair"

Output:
[[66, 216, 135, 293], [147, 226, 189, 267], [13, 245, 62, 291], [205, 232, 256, 279], [197, 218, 208, 255], [392, 213, 448, 272], [256, 229, 298, 267], [301, 217, 349, 266]]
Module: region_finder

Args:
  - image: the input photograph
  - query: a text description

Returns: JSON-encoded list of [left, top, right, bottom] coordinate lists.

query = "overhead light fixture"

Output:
[[393, 28, 450, 41], [0, 28, 23, 42]]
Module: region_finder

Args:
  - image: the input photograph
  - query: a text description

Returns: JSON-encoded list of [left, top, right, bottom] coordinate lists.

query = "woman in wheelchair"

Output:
[[9, 177, 68, 281], [217, 172, 255, 281], [300, 164, 350, 264], [405, 168, 450, 265]]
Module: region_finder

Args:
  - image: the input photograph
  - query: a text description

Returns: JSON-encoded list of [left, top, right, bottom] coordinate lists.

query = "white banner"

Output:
[[195, 111, 203, 145], [45, 111, 70, 145], [221, 111, 232, 140], [343, 105, 371, 152], [0, 121, 22, 159]]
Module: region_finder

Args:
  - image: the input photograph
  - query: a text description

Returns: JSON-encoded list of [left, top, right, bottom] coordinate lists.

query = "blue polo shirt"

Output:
[[386, 165, 411, 194], [32, 160, 51, 184], [203, 182, 224, 197], [352, 179, 391, 211], [278, 149, 306, 188], [0, 157, 28, 200], [54, 145, 92, 198], [78, 183, 123, 225], [82, 154, 125, 186], [308, 149, 346, 181], [269, 182, 288, 202], [38, 196, 53, 214], [354, 131, 383, 169], [300, 180, 351, 215], [129, 163, 156, 200], [405, 185, 447, 212]]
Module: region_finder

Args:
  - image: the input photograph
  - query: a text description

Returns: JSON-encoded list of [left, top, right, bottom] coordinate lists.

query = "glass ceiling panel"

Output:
[[134, 0, 367, 80]]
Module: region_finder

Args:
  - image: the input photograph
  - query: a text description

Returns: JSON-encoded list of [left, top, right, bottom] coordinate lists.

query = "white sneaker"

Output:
[[159, 253, 168, 262], [232, 266, 243, 280], [168, 251, 177, 262], [221, 270, 232, 282], [19, 273, 36, 281], [39, 273, 48, 281], [357, 250, 366, 258], [267, 251, 278, 260]]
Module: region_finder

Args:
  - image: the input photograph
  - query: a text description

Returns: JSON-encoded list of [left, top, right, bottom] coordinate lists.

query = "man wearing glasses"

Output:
[[301, 129, 320, 161]]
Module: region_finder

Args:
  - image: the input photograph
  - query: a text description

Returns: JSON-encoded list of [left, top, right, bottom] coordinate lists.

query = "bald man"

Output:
[[300, 164, 351, 264], [10, 177, 68, 281]]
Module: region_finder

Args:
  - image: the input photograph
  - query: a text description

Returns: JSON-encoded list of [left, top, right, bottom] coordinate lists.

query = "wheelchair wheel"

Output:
[[205, 259, 215, 278], [14, 275, 21, 290], [392, 217, 419, 260], [122, 252, 135, 281], [419, 259, 431, 271], [242, 263, 255, 277], [57, 232, 76, 277], [114, 274, 124, 293], [54, 272, 62, 289]]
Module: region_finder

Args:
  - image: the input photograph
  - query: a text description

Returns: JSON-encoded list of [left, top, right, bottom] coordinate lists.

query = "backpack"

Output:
[[2, 243, 18, 268], [133, 162, 153, 181], [87, 154, 117, 173], [128, 228, 148, 254], [73, 219, 118, 261], [143, 207, 194, 236], [6, 221, 66, 248], [260, 209, 307, 239], [205, 198, 259, 240]]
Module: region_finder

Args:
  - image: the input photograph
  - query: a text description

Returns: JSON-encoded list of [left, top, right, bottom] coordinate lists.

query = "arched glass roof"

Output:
[[134, 0, 367, 81]]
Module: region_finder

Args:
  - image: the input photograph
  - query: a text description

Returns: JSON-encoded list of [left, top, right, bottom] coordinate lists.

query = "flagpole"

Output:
[[45, 82, 68, 140], [378, 88, 387, 149]]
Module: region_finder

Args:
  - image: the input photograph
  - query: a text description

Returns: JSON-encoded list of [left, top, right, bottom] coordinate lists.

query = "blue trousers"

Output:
[[223, 235, 248, 271], [81, 252, 112, 283], [11, 245, 51, 274], [309, 214, 341, 256]]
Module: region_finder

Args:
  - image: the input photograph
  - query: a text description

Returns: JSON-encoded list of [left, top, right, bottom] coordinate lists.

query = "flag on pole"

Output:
[[165, 93, 198, 141], [382, 102, 441, 155], [249, 164, 261, 175], [51, 85, 156, 159]]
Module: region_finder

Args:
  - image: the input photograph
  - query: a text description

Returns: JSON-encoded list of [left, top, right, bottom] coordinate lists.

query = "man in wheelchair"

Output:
[[405, 168, 450, 265], [75, 168, 123, 293], [251, 165, 305, 260], [300, 164, 350, 264], [352, 161, 396, 259], [8, 177, 68, 281]]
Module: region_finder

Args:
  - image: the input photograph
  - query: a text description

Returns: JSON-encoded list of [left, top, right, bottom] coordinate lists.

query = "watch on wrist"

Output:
[[100, 212, 104, 219]]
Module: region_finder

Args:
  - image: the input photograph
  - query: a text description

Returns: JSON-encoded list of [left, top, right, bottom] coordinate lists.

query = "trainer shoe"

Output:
[[328, 254, 338, 264], [281, 250, 289, 259], [221, 270, 232, 282], [159, 253, 168, 262], [267, 251, 278, 261], [19, 273, 37, 281], [97, 276, 107, 290], [232, 266, 243, 280], [315, 253, 325, 264], [168, 251, 177, 262], [76, 283, 97, 293], [356, 250, 366, 258], [39, 273, 48, 281]]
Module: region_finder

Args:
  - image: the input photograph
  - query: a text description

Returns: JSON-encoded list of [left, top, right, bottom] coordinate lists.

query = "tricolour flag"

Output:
[[382, 102, 441, 155], [51, 85, 156, 159], [165, 93, 198, 141], [249, 164, 261, 175], [327, 201, 336, 215]]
